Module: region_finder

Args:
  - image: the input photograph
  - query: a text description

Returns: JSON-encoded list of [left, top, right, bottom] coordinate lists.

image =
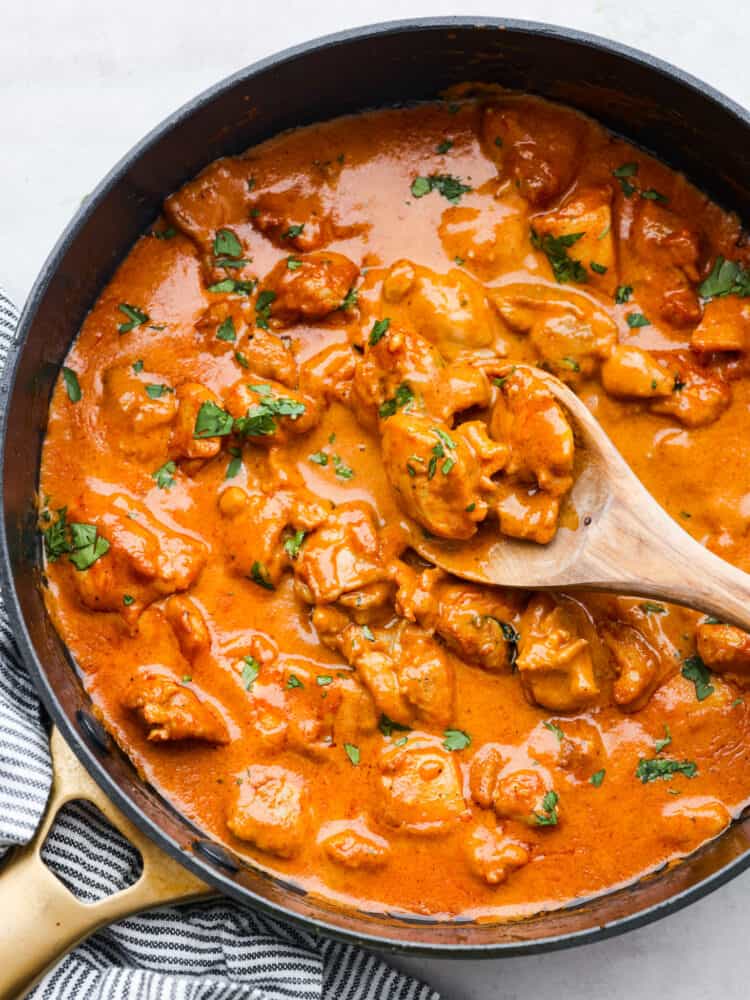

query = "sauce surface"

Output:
[[39, 94, 750, 921]]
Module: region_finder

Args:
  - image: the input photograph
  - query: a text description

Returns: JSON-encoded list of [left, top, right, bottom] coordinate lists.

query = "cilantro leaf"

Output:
[[117, 303, 149, 334], [682, 654, 714, 701], [530, 228, 588, 284], [443, 728, 471, 751], [241, 655, 259, 689], [378, 382, 414, 419], [534, 790, 559, 826], [62, 367, 82, 402], [152, 460, 176, 490], [193, 400, 234, 438], [636, 757, 698, 783]]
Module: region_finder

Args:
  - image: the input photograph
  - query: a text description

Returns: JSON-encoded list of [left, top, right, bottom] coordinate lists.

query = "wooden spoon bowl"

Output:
[[412, 365, 750, 631]]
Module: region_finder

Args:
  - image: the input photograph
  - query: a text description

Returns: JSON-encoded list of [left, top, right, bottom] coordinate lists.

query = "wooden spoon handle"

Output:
[[575, 487, 750, 631]]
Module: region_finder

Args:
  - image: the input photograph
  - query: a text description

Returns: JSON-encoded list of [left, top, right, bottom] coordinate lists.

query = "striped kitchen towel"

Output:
[[0, 285, 438, 1000]]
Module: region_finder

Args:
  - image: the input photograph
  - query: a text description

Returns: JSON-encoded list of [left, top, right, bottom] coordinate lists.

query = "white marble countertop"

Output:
[[2, 2, 749, 996]]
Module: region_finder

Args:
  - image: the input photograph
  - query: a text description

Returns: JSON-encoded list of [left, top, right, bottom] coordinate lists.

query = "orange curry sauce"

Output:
[[40, 95, 750, 921]]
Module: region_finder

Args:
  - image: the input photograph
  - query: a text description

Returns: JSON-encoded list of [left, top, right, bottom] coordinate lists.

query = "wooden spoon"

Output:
[[411, 365, 750, 631]]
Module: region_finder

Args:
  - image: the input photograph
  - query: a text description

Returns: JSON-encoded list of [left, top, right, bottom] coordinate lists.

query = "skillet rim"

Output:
[[2, 14, 750, 957]]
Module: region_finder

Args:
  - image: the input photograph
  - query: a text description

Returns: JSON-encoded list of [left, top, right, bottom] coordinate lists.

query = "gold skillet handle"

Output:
[[0, 728, 210, 1000]]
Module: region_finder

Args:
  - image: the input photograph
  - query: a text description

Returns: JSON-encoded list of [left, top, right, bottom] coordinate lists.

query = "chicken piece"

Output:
[[601, 345, 674, 399], [490, 366, 574, 497], [648, 352, 731, 428], [692, 295, 750, 353], [380, 259, 505, 359], [381, 414, 506, 540], [470, 744, 557, 826], [318, 819, 391, 871], [465, 824, 531, 885], [164, 156, 254, 256], [438, 193, 531, 284], [294, 502, 387, 604], [377, 735, 469, 836], [493, 484, 562, 545], [395, 565, 523, 672], [227, 764, 308, 858], [629, 200, 702, 329], [195, 300, 298, 386], [260, 251, 359, 325], [661, 796, 731, 851], [481, 98, 586, 207], [351, 323, 491, 431], [219, 485, 329, 586], [223, 377, 320, 445], [600, 620, 661, 711], [697, 622, 750, 687], [249, 187, 338, 252], [549, 718, 605, 781], [516, 595, 599, 711], [492, 283, 617, 384], [169, 382, 225, 463], [66, 491, 207, 621], [124, 670, 228, 743], [101, 363, 178, 460], [249, 663, 377, 760], [532, 186, 617, 292], [315, 610, 455, 729], [164, 595, 211, 661]]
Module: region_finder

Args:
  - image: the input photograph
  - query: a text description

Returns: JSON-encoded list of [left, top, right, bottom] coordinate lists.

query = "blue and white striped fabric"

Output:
[[0, 286, 438, 1000]]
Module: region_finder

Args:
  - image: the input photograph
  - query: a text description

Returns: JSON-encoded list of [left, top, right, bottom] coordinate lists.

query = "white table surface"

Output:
[[2, 2, 749, 996]]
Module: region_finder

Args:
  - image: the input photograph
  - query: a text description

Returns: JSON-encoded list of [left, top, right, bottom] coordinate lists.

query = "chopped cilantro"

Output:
[[152, 460, 176, 490], [590, 769, 605, 787], [255, 289, 276, 329], [145, 383, 173, 399], [699, 256, 750, 300], [62, 367, 81, 402], [544, 720, 564, 741], [410, 173, 471, 203], [214, 229, 243, 259], [283, 530, 306, 560], [207, 278, 257, 295], [682, 654, 714, 701], [636, 757, 697, 783], [241, 655, 259, 689], [378, 382, 414, 419], [590, 261, 607, 275], [117, 303, 149, 334], [443, 729, 471, 751], [132, 359, 144, 374], [655, 724, 672, 753], [309, 451, 329, 466], [641, 188, 668, 202], [362, 625, 375, 641], [640, 602, 667, 615], [534, 790, 559, 826], [379, 715, 410, 738], [615, 285, 633, 304], [530, 228, 588, 284], [626, 312, 651, 328], [340, 287, 358, 311], [286, 675, 304, 689], [193, 400, 234, 438], [333, 455, 354, 479], [216, 317, 236, 342], [250, 561, 275, 590], [316, 675, 333, 686], [436, 139, 453, 154], [286, 257, 303, 271], [225, 446, 242, 479], [344, 743, 360, 766], [123, 594, 135, 606], [369, 317, 391, 346], [282, 224, 305, 240]]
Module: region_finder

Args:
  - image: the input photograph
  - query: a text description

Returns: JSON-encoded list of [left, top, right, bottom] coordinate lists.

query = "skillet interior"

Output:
[[3, 17, 750, 955]]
